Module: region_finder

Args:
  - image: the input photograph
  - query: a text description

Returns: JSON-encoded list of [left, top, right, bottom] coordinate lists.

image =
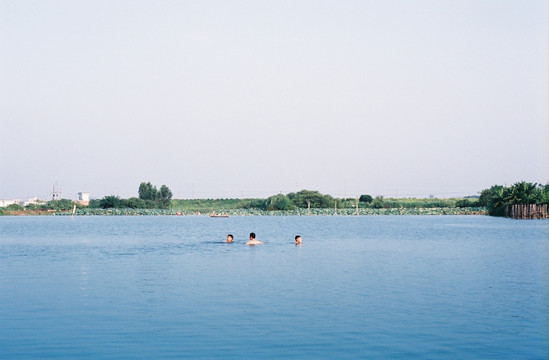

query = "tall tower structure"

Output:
[[52, 183, 63, 200]]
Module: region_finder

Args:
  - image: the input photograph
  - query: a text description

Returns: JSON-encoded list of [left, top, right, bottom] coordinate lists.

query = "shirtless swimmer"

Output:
[[246, 232, 263, 246]]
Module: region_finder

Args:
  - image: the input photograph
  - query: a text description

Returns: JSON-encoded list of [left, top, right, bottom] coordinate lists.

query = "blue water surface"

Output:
[[0, 215, 547, 359]]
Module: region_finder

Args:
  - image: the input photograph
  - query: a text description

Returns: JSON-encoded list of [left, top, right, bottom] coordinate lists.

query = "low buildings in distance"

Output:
[[0, 192, 91, 207], [77, 192, 90, 206], [0, 199, 21, 207], [0, 197, 44, 207]]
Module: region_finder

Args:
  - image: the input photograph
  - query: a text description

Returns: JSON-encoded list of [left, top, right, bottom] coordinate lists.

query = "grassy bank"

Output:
[[169, 196, 476, 212], [49, 207, 486, 216]]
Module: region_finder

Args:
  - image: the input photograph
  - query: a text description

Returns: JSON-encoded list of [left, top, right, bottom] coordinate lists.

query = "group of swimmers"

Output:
[[225, 232, 302, 246]]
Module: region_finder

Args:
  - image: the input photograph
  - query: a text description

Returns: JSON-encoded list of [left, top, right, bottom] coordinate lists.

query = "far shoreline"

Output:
[[1, 207, 487, 217]]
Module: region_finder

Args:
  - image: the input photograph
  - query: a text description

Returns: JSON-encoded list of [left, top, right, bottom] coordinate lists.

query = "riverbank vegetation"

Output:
[[168, 191, 479, 213], [0, 199, 76, 215], [69, 207, 486, 216], [2, 182, 546, 217], [88, 182, 173, 209], [478, 181, 549, 216]]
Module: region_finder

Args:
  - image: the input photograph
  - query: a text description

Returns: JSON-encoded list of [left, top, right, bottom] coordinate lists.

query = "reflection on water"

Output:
[[0, 215, 547, 359]]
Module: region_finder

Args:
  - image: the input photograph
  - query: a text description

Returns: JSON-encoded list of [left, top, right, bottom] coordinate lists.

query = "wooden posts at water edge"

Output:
[[505, 204, 548, 219]]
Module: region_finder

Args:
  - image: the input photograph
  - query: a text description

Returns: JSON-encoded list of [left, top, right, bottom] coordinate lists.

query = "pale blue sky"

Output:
[[1, 0, 548, 200]]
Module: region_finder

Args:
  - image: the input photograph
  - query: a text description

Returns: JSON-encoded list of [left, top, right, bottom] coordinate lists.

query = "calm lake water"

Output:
[[0, 215, 547, 359]]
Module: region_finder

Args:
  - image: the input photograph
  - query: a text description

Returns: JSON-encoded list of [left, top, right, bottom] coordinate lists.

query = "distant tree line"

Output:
[[90, 182, 173, 209], [3, 182, 547, 216], [262, 190, 336, 211], [478, 181, 549, 216], [187, 190, 481, 211], [88, 182, 548, 214]]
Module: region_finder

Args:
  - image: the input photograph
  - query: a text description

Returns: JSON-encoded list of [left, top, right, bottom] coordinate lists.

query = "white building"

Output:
[[78, 192, 90, 206], [0, 199, 21, 208], [20, 197, 44, 206]]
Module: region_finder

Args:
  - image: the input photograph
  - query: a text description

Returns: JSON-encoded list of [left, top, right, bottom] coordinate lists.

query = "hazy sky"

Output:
[[1, 0, 548, 200]]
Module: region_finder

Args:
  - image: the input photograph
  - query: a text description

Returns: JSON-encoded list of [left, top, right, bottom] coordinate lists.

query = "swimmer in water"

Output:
[[226, 234, 234, 243], [246, 232, 263, 246], [295, 235, 302, 245]]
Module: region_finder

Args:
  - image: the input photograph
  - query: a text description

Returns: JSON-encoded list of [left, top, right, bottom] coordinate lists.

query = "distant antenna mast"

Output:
[[52, 182, 62, 200]]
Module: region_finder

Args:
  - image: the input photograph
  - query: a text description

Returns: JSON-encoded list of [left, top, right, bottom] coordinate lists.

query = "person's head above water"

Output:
[[226, 234, 234, 243], [295, 235, 302, 245], [246, 232, 263, 245]]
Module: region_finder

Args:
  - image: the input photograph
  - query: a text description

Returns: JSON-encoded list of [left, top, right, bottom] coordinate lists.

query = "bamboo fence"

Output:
[[505, 204, 548, 219]]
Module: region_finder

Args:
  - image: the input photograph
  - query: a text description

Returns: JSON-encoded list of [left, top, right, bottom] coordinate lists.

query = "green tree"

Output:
[[287, 190, 334, 208], [478, 185, 503, 208], [160, 185, 173, 200], [486, 186, 507, 216], [99, 195, 121, 209], [238, 199, 267, 210], [540, 184, 549, 204], [504, 181, 541, 205], [6, 203, 24, 211], [25, 203, 39, 211], [88, 199, 101, 208], [123, 197, 147, 209], [47, 199, 75, 211], [359, 194, 373, 203], [371, 196, 385, 209], [138, 182, 158, 200], [265, 194, 294, 211]]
